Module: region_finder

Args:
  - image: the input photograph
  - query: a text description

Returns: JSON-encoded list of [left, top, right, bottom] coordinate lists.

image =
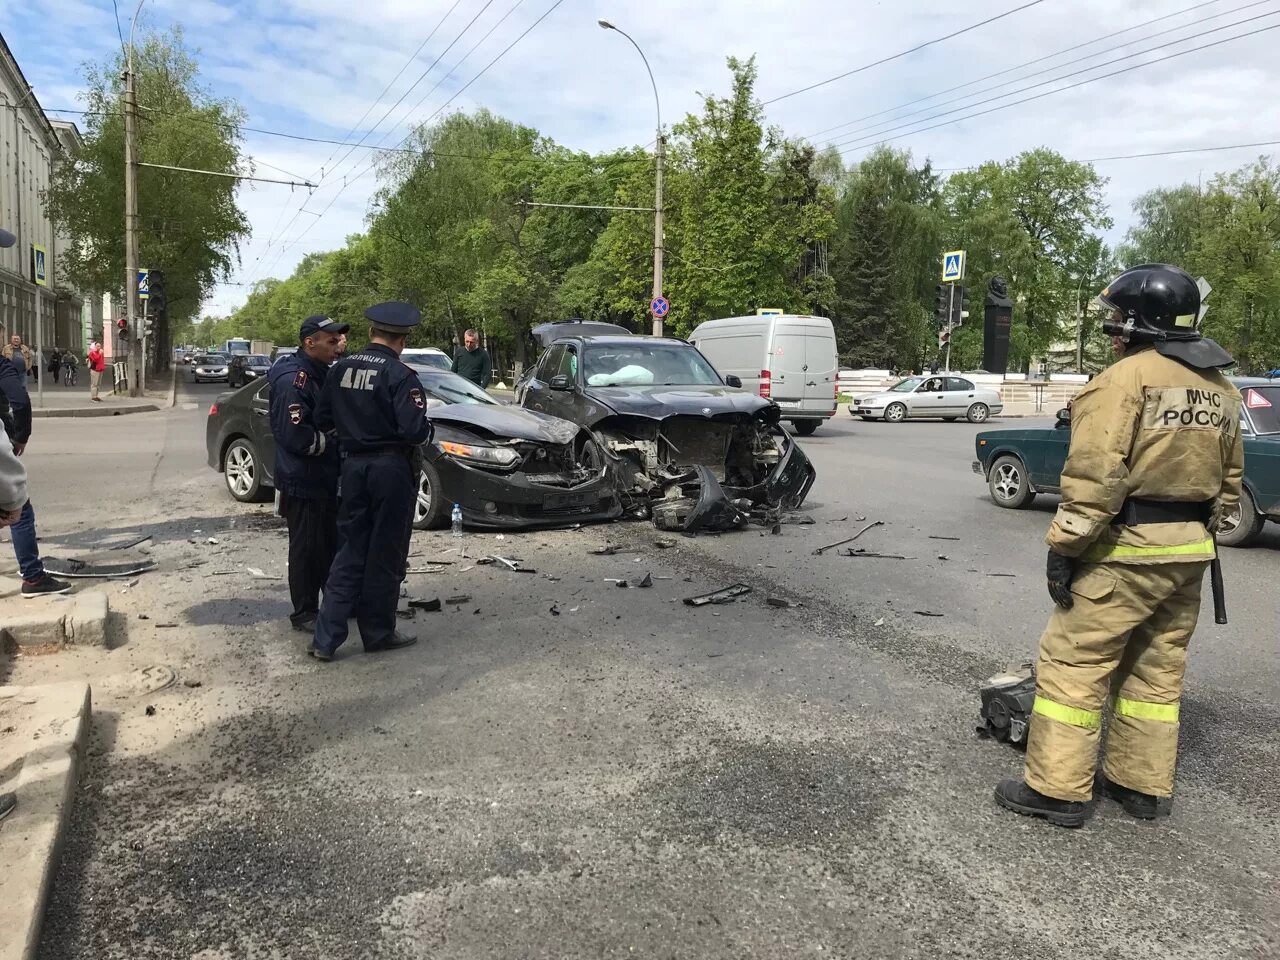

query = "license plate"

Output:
[[545, 490, 595, 510]]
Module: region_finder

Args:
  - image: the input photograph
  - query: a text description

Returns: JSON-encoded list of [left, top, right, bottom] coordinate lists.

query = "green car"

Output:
[[972, 378, 1280, 547]]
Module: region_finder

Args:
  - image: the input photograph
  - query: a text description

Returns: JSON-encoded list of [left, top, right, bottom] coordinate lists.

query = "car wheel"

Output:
[[793, 420, 818, 436], [988, 455, 1035, 509], [884, 402, 907, 423], [223, 438, 269, 503], [412, 459, 450, 530], [1215, 488, 1265, 547], [967, 403, 990, 423], [943, 416, 958, 422]]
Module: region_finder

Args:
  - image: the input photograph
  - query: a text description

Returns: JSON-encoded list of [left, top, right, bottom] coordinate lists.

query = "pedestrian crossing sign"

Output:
[[942, 250, 965, 282]]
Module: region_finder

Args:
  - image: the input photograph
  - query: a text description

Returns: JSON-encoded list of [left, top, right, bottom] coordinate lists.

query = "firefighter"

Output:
[[995, 264, 1244, 827]]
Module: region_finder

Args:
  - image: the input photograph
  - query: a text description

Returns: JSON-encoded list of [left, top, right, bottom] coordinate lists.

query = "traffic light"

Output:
[[938, 327, 951, 348], [149, 269, 167, 325], [116, 317, 126, 331], [934, 284, 950, 327], [952, 284, 970, 327]]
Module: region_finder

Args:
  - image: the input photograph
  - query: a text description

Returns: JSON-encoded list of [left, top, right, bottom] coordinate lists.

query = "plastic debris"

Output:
[[408, 598, 442, 612], [683, 583, 752, 607], [813, 519, 883, 556]]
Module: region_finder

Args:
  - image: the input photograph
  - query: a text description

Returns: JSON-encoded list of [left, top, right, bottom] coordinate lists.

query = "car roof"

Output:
[[1233, 377, 1276, 387], [560, 335, 689, 347]]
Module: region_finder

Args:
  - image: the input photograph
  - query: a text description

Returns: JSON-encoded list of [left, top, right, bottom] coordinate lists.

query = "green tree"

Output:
[[43, 27, 250, 368]]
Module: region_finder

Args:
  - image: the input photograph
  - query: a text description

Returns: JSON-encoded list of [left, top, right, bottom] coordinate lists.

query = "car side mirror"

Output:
[[725, 375, 742, 388], [1055, 407, 1071, 426], [549, 374, 573, 391]]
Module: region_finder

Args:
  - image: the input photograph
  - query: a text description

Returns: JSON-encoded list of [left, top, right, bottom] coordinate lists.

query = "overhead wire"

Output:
[[834, 17, 1280, 156], [932, 138, 1280, 172], [761, 0, 1049, 106], [814, 0, 1272, 143]]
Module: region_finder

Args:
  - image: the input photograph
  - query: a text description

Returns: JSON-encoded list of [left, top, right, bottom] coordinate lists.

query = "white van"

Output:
[[689, 314, 838, 435]]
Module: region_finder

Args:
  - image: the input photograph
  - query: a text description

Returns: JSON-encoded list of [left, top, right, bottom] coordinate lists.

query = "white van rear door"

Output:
[[768, 332, 809, 401], [803, 327, 838, 406]]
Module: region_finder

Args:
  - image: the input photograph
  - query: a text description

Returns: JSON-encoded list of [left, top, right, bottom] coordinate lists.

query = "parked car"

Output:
[[401, 347, 452, 371], [192, 353, 230, 383], [205, 369, 623, 530], [850, 375, 1003, 423], [971, 379, 1280, 547], [689, 313, 839, 435], [227, 354, 272, 388], [516, 334, 815, 529], [272, 347, 298, 365]]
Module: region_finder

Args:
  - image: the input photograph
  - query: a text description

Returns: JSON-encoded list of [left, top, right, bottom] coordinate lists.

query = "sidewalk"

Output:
[[26, 369, 173, 419]]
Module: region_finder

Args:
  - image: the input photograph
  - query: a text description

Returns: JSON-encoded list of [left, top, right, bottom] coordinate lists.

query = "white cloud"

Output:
[[5, 0, 1277, 315]]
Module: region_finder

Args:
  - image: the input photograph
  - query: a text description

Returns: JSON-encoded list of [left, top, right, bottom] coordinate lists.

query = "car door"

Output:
[[523, 343, 566, 413], [541, 343, 583, 423], [249, 381, 276, 485], [768, 329, 809, 405], [1243, 434, 1280, 517], [945, 377, 977, 417], [910, 377, 948, 418]]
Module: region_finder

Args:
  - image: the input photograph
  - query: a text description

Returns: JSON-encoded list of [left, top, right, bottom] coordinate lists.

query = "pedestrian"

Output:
[[268, 315, 348, 634], [61, 349, 79, 386], [451, 328, 492, 389], [87, 341, 106, 402], [995, 264, 1243, 828], [2, 332, 32, 379], [0, 227, 70, 598], [309, 302, 433, 661], [48, 347, 61, 383]]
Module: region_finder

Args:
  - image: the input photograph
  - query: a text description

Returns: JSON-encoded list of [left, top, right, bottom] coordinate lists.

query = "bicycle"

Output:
[[62, 361, 78, 387]]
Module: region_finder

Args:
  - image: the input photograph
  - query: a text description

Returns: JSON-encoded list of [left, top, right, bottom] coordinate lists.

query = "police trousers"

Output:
[[282, 493, 338, 627], [313, 453, 414, 654], [1024, 560, 1207, 802]]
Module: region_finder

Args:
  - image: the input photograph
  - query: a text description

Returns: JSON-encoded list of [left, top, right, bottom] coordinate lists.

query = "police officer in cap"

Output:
[[309, 302, 433, 661], [268, 315, 348, 633], [995, 264, 1243, 827]]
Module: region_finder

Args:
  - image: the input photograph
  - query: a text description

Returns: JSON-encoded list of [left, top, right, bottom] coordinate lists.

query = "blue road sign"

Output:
[[650, 296, 670, 318], [137, 268, 151, 300], [942, 250, 965, 282]]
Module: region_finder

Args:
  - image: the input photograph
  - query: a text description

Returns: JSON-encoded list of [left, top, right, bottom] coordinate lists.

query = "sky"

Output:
[[2, 0, 1278, 317]]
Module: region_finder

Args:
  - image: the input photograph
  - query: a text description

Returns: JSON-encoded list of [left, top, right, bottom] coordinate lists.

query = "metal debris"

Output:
[[638, 572, 653, 588], [929, 535, 961, 541], [246, 567, 281, 580], [914, 611, 944, 617], [591, 544, 622, 556], [766, 597, 798, 608], [843, 549, 910, 560], [813, 519, 884, 556], [408, 598, 442, 612], [445, 595, 472, 605], [683, 583, 752, 607]]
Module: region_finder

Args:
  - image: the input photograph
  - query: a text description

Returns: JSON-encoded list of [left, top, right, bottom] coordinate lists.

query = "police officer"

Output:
[[995, 264, 1244, 827], [309, 302, 433, 661], [269, 315, 348, 632]]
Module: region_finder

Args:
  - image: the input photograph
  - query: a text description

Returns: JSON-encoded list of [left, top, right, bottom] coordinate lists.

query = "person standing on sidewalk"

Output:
[[87, 341, 106, 401], [2, 332, 32, 380], [268, 315, 348, 634], [0, 227, 70, 598], [451, 329, 491, 389]]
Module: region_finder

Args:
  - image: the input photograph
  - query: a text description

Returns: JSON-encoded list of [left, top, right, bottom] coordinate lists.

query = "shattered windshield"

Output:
[[582, 343, 722, 387]]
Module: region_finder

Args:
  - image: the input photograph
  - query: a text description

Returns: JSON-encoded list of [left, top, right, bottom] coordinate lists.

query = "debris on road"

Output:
[[44, 551, 156, 579], [445, 595, 472, 605], [780, 513, 816, 525], [987, 573, 1017, 578], [144, 705, 156, 716], [591, 544, 622, 556], [653, 538, 677, 549], [936, 555, 949, 561], [766, 597, 799, 608], [206, 537, 220, 545], [638, 572, 653, 588], [770, 523, 782, 535], [683, 583, 752, 607], [155, 622, 178, 628], [408, 598, 442, 612], [550, 605, 561, 616], [183, 679, 203, 688], [913, 610, 944, 617], [929, 535, 961, 541], [874, 618, 885, 626], [843, 549, 911, 560], [812, 519, 884, 556], [246, 566, 281, 580]]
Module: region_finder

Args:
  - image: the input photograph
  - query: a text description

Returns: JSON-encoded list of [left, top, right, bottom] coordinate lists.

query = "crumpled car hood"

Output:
[[587, 384, 775, 421], [428, 403, 580, 445]]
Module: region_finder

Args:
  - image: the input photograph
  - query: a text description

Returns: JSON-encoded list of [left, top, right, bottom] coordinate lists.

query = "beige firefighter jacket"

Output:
[[1046, 345, 1244, 564]]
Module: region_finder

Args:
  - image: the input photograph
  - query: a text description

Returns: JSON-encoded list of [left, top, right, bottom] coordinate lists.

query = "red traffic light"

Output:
[[116, 318, 126, 330]]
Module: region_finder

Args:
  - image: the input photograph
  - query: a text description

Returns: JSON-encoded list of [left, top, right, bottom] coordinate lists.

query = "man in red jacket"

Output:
[[87, 341, 106, 401]]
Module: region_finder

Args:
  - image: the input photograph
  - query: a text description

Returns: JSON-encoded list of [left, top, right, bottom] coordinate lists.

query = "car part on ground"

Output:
[[978, 663, 1036, 745]]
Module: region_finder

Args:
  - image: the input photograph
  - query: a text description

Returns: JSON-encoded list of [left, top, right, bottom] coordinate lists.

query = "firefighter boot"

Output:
[[1102, 777, 1165, 820], [995, 779, 1092, 828]]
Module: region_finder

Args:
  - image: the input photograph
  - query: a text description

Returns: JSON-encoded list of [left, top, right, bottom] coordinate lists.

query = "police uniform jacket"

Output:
[[0, 355, 32, 443], [1046, 345, 1244, 565], [268, 352, 339, 499], [317, 343, 433, 453]]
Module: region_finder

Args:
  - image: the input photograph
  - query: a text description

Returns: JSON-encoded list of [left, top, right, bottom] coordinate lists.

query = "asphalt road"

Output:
[[13, 389, 1278, 959]]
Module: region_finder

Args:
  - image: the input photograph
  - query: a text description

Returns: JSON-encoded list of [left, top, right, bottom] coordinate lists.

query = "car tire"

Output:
[[223, 438, 270, 503], [967, 403, 990, 423], [884, 402, 907, 423], [412, 459, 450, 530], [1215, 488, 1265, 548], [988, 455, 1035, 509], [793, 420, 818, 436]]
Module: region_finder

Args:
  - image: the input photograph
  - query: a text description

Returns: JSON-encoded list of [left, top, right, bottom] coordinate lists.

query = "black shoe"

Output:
[[994, 778, 1091, 828], [1102, 777, 1164, 820], [291, 617, 317, 634], [307, 645, 334, 662], [364, 631, 418, 653], [21, 574, 72, 598], [0, 792, 15, 822]]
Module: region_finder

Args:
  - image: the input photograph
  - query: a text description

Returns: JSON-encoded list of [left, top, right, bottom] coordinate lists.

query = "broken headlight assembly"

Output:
[[439, 439, 521, 469]]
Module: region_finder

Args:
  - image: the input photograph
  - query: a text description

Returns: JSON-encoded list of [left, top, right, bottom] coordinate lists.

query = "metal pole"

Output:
[[652, 132, 665, 337], [125, 0, 147, 396], [35, 289, 43, 406], [944, 284, 954, 373]]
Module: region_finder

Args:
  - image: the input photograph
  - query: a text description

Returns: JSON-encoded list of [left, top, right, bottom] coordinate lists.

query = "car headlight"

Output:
[[439, 440, 520, 467]]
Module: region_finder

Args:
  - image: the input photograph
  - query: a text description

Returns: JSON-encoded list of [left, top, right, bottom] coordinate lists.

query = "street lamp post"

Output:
[[598, 19, 665, 337], [123, 0, 147, 395]]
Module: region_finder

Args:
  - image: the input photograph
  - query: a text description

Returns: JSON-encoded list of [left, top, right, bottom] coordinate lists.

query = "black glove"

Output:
[[1046, 549, 1076, 609]]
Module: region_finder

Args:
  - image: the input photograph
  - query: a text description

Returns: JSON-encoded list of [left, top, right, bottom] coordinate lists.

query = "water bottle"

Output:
[[451, 504, 464, 538]]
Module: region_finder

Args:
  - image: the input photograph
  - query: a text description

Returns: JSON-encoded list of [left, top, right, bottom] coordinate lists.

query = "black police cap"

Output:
[[364, 301, 421, 332], [299, 315, 350, 339]]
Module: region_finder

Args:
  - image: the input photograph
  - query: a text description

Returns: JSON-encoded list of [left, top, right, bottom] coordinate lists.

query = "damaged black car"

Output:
[[206, 369, 622, 530], [517, 335, 816, 531]]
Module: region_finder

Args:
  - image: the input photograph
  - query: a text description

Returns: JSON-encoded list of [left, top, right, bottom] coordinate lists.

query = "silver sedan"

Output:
[[850, 375, 1003, 423]]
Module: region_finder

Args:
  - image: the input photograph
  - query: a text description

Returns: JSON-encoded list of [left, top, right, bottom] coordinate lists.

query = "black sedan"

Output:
[[227, 354, 272, 388], [516, 334, 815, 529], [205, 369, 623, 530]]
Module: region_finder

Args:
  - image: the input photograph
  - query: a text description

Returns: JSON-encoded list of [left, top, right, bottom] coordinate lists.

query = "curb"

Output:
[[0, 681, 93, 960], [166, 365, 177, 409], [31, 403, 160, 419], [0, 587, 110, 650]]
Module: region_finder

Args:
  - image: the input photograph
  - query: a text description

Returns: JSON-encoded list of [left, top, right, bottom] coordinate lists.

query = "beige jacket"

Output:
[[2, 343, 32, 372], [1046, 345, 1244, 564]]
